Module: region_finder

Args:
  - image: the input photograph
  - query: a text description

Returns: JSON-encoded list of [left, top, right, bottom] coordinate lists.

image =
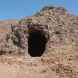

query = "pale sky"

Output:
[[0, 0, 78, 19]]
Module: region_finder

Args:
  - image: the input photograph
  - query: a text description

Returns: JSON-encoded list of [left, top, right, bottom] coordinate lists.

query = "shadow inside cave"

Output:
[[28, 30, 48, 57]]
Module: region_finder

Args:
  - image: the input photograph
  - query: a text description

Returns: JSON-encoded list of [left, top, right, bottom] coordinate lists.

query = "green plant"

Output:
[[34, 12, 42, 16], [25, 18, 32, 24], [18, 18, 32, 24]]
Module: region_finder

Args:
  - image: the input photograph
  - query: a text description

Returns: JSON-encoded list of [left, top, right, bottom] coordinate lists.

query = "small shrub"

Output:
[[40, 6, 55, 12], [25, 18, 32, 24], [18, 18, 32, 24], [34, 12, 42, 16]]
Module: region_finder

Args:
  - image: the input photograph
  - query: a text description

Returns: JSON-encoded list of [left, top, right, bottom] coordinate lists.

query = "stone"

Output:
[[0, 6, 78, 57]]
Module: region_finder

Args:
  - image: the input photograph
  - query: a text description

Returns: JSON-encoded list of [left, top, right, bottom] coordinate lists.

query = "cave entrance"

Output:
[[28, 30, 48, 57]]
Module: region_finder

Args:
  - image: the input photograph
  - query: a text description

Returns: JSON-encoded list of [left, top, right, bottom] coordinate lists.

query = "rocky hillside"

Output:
[[0, 6, 78, 55], [0, 6, 78, 78], [19, 6, 78, 47], [0, 20, 17, 32]]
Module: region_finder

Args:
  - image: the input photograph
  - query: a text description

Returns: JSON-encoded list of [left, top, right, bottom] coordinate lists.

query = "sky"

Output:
[[0, 0, 78, 20]]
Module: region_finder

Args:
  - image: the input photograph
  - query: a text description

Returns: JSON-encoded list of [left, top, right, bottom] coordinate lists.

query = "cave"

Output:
[[28, 30, 48, 57]]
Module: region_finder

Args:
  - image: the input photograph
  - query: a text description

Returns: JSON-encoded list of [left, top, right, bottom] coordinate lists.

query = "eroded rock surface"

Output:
[[0, 6, 78, 78], [1, 6, 78, 56]]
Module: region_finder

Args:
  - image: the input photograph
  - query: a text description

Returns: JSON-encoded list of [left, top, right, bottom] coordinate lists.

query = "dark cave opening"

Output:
[[28, 30, 48, 57]]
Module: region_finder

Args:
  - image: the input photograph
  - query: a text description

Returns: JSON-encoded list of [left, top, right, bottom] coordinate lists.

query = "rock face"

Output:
[[0, 6, 78, 78], [0, 6, 78, 57], [7, 24, 49, 56]]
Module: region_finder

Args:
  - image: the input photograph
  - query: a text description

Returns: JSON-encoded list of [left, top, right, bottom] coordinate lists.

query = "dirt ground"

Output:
[[0, 45, 78, 78]]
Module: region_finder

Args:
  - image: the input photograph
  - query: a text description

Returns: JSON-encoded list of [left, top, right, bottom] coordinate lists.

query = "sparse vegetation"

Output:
[[34, 6, 55, 16], [0, 6, 77, 78], [40, 6, 55, 11], [18, 18, 32, 24], [34, 11, 43, 16]]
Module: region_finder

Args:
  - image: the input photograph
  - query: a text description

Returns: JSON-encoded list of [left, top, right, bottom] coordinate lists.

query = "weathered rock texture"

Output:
[[0, 6, 78, 56], [0, 6, 78, 78]]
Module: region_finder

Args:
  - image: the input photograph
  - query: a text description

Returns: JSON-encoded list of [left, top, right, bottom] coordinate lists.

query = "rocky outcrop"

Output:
[[0, 6, 78, 56]]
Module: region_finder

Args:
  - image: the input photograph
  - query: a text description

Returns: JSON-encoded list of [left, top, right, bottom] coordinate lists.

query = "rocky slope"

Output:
[[0, 20, 17, 32], [19, 6, 78, 46], [0, 6, 78, 78]]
